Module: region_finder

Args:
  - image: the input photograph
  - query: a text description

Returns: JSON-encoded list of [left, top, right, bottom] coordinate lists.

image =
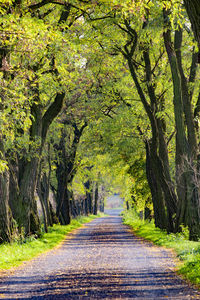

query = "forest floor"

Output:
[[0, 210, 200, 299]]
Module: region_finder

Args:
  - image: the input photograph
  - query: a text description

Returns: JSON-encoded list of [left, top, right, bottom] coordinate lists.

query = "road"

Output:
[[0, 210, 199, 299]]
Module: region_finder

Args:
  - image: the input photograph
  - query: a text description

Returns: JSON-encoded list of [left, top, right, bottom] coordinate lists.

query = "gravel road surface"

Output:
[[0, 209, 199, 299]]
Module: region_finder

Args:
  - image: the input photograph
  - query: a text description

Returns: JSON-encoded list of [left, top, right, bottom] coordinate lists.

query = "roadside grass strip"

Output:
[[0, 214, 101, 270], [122, 210, 200, 286]]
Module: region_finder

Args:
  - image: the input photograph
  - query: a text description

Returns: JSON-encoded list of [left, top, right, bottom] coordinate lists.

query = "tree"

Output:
[[1, 0, 200, 243], [80, 0, 200, 237], [184, 0, 200, 62], [0, 137, 11, 242], [0, 0, 90, 238]]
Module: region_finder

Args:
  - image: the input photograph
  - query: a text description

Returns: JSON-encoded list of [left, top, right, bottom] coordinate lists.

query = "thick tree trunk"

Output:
[[59, 187, 71, 225], [125, 37, 177, 232], [164, 11, 200, 239], [143, 46, 177, 232], [175, 29, 200, 237], [55, 131, 71, 224], [0, 165, 11, 243], [84, 196, 89, 215], [55, 122, 86, 222], [49, 201, 59, 224], [17, 92, 65, 235], [186, 170, 200, 240], [43, 174, 53, 227], [145, 141, 167, 229], [37, 166, 53, 227], [163, 8, 189, 230], [37, 171, 53, 232], [184, 0, 200, 62], [56, 163, 71, 225], [9, 156, 41, 235], [70, 190, 79, 218], [175, 29, 198, 158], [163, 11, 188, 156], [23, 157, 42, 234], [157, 121, 177, 231], [38, 189, 48, 233]]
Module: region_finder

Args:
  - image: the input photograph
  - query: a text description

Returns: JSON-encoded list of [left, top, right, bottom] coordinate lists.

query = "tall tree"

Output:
[[184, 0, 200, 62]]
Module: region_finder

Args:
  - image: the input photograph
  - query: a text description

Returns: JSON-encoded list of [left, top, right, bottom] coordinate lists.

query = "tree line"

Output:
[[1, 0, 200, 243]]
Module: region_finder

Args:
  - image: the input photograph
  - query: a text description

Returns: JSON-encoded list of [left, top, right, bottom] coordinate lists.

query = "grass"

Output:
[[122, 209, 200, 286], [0, 214, 101, 270]]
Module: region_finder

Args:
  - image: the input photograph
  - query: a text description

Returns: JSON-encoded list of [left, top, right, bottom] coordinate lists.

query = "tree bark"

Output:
[[175, 28, 197, 158], [0, 139, 12, 243], [99, 185, 105, 213], [9, 92, 65, 235], [123, 33, 177, 232], [55, 122, 86, 223], [84, 180, 93, 214], [145, 140, 167, 229], [143, 46, 177, 231], [93, 182, 98, 215], [184, 0, 200, 62], [163, 9, 200, 239], [56, 155, 71, 224]]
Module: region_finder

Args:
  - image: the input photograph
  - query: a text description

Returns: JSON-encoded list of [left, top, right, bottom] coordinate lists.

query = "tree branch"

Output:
[[42, 92, 65, 142]]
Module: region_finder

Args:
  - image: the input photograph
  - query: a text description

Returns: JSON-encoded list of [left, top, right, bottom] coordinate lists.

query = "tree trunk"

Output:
[[93, 182, 98, 215], [145, 140, 167, 229], [143, 45, 177, 232], [19, 159, 41, 235], [84, 196, 89, 215], [37, 172, 51, 233], [37, 169, 53, 228], [59, 187, 71, 225], [99, 185, 105, 213], [144, 199, 152, 221], [124, 35, 177, 232], [175, 29, 198, 158], [56, 163, 71, 225], [38, 192, 48, 233], [8, 93, 65, 236], [55, 122, 86, 223], [84, 180, 93, 214], [164, 10, 200, 239], [70, 190, 78, 218], [0, 161, 11, 243], [184, 0, 200, 62]]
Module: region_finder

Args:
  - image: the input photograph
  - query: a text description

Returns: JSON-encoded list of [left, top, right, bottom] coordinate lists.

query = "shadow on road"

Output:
[[0, 269, 191, 299], [0, 212, 199, 299]]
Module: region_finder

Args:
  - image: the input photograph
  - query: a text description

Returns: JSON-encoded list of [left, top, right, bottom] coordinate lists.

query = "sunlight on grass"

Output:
[[123, 210, 200, 286], [0, 214, 101, 270]]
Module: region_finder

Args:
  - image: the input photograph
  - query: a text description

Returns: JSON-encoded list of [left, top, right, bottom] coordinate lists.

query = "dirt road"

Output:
[[0, 210, 199, 299]]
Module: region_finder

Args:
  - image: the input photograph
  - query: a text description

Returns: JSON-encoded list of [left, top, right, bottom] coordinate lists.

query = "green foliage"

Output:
[[0, 159, 8, 173], [123, 209, 200, 285], [128, 155, 151, 211], [0, 0, 200, 243]]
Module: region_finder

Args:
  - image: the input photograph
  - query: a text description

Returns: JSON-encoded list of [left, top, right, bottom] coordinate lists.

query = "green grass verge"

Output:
[[0, 214, 101, 270], [122, 210, 200, 286]]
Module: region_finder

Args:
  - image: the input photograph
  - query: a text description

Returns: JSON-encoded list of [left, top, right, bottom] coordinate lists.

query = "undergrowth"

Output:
[[122, 209, 200, 286], [0, 214, 100, 270]]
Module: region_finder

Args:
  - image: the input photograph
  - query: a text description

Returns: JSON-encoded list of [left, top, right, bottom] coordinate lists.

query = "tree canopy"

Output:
[[1, 0, 200, 242]]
